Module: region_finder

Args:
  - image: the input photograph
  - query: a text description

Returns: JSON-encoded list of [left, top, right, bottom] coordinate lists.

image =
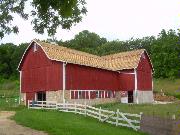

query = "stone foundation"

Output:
[[46, 90, 63, 103], [46, 90, 121, 105], [67, 98, 118, 105], [22, 90, 122, 105], [136, 90, 154, 103]]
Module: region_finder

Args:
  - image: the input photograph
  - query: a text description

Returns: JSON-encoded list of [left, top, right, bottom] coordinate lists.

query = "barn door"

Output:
[[37, 91, 46, 101], [128, 91, 133, 103]]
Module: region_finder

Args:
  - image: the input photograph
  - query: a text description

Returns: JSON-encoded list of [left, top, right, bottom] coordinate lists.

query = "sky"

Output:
[[1, 0, 180, 45]]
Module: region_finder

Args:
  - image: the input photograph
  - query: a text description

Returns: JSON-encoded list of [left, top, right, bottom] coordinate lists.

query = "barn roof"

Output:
[[18, 40, 149, 71]]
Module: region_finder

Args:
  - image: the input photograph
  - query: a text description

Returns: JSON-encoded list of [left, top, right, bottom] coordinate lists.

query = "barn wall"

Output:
[[66, 63, 119, 90], [25, 92, 35, 105], [118, 69, 135, 91], [137, 52, 152, 91], [21, 44, 63, 93]]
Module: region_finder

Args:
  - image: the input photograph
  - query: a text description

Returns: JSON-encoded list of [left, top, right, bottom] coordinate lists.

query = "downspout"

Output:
[[134, 68, 138, 104], [19, 71, 22, 104], [62, 62, 67, 103]]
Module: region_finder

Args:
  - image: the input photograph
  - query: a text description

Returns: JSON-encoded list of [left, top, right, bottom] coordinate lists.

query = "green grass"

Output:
[[154, 79, 180, 99], [0, 97, 22, 111], [96, 102, 180, 119], [0, 79, 20, 110], [13, 109, 146, 135]]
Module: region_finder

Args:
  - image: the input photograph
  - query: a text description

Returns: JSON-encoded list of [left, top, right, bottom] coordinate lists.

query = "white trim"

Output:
[[88, 91, 90, 99], [134, 69, 138, 104], [62, 62, 67, 103], [35, 93, 37, 101], [120, 72, 135, 75]]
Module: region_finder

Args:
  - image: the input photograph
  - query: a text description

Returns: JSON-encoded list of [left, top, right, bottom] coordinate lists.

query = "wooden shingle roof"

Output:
[[18, 40, 146, 71]]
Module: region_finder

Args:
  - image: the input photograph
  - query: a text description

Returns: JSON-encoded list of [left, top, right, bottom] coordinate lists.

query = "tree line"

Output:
[[0, 29, 180, 80]]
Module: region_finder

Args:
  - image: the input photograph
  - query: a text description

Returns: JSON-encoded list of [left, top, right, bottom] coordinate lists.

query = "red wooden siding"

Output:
[[66, 63, 119, 90], [21, 44, 63, 93], [137, 52, 152, 90], [119, 70, 135, 91], [26, 92, 35, 105]]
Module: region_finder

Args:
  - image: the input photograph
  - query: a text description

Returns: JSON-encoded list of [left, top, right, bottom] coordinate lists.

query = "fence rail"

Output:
[[28, 100, 142, 131]]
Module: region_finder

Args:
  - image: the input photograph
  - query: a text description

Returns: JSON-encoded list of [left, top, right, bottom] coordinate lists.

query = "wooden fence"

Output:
[[28, 100, 142, 131]]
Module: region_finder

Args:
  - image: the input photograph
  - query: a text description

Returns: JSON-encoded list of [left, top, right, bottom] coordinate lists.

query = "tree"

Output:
[[0, 0, 87, 39], [151, 29, 180, 78], [57, 30, 107, 55]]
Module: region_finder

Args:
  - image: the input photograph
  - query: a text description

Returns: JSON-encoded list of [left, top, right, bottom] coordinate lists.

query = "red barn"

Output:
[[18, 40, 154, 105]]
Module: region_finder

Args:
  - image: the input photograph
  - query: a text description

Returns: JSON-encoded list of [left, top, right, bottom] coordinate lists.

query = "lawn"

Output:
[[13, 109, 146, 135], [96, 102, 180, 119]]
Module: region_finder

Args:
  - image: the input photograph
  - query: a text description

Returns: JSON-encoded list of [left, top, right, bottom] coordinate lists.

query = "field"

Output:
[[0, 79, 20, 110], [154, 79, 180, 99], [13, 109, 146, 135]]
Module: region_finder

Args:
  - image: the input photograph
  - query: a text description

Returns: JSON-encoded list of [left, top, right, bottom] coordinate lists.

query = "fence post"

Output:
[[140, 112, 143, 120], [75, 102, 77, 114], [28, 100, 30, 109], [99, 107, 101, 121], [84, 102, 87, 116], [41, 101, 43, 109], [116, 109, 119, 126], [172, 114, 176, 120], [56, 102, 58, 110]]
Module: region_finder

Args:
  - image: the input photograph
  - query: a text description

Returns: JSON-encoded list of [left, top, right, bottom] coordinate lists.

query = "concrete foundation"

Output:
[[136, 90, 154, 103]]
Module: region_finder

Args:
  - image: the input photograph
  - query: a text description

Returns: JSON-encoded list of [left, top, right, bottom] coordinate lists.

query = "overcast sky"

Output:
[[1, 0, 180, 45]]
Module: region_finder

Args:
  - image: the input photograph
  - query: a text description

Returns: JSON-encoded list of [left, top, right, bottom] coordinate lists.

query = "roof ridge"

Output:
[[36, 40, 101, 59], [102, 49, 145, 59]]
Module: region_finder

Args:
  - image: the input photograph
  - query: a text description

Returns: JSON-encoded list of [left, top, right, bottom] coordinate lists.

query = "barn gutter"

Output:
[[63, 62, 67, 103], [19, 71, 22, 104]]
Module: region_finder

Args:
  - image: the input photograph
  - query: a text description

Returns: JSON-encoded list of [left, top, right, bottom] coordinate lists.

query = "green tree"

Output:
[[57, 30, 107, 55], [151, 29, 180, 78], [0, 0, 87, 38]]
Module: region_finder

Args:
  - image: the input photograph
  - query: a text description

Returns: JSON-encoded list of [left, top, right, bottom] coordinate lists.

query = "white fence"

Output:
[[28, 100, 142, 131]]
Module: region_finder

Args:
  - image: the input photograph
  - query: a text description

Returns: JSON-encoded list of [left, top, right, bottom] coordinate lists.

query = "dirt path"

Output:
[[0, 111, 48, 135]]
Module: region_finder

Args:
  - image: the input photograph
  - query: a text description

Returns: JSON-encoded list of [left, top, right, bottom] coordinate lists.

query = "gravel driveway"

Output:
[[0, 111, 48, 135]]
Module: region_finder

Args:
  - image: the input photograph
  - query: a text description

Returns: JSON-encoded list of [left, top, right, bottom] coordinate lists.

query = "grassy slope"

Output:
[[96, 102, 180, 118], [13, 109, 146, 135], [154, 79, 180, 98]]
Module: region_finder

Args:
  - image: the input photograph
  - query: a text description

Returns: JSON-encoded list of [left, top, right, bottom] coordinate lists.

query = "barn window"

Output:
[[78, 91, 83, 99], [107, 91, 113, 98], [37, 92, 46, 101], [96, 91, 99, 98], [33, 43, 38, 52]]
